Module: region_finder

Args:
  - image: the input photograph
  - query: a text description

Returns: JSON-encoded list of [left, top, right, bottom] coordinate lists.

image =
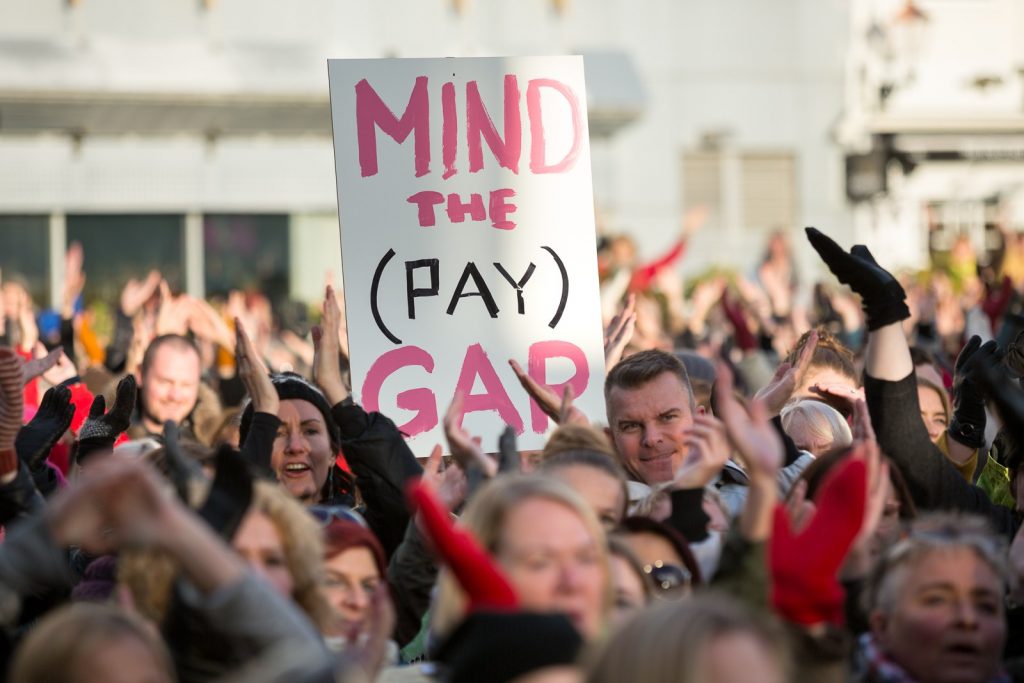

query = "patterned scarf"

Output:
[[856, 633, 1011, 683]]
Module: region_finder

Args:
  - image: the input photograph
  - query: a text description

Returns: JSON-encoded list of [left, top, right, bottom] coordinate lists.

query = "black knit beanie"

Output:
[[435, 612, 583, 683], [238, 372, 340, 449]]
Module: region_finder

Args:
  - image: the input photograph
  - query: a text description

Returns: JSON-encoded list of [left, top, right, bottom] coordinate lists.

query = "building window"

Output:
[[0, 215, 50, 306], [203, 214, 289, 304], [67, 215, 185, 305], [682, 149, 798, 233], [740, 153, 797, 232]]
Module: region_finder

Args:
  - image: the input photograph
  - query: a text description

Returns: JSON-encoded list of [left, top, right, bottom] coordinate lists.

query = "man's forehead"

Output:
[[606, 372, 691, 417], [149, 345, 200, 375]]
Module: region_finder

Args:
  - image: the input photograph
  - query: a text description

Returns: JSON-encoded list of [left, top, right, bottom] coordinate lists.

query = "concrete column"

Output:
[[48, 212, 66, 310], [184, 212, 205, 299]]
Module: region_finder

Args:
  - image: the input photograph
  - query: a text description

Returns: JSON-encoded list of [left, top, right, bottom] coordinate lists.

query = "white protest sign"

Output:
[[328, 56, 605, 457]]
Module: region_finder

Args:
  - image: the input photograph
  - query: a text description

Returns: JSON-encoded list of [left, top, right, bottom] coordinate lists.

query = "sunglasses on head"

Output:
[[308, 505, 367, 528]]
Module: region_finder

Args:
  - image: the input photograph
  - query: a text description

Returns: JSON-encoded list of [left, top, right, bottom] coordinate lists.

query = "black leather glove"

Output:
[[15, 385, 75, 473], [949, 336, 1002, 449], [74, 375, 136, 463], [805, 228, 910, 331], [977, 361, 1024, 449], [162, 420, 202, 503]]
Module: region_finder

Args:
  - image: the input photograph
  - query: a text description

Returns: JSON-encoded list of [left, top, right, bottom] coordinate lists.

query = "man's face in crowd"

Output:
[[606, 371, 695, 486], [141, 344, 201, 429]]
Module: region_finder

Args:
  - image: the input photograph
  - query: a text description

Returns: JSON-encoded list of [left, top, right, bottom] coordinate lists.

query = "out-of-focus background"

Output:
[[0, 0, 1022, 312]]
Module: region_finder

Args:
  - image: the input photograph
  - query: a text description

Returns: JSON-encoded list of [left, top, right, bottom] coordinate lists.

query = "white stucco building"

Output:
[[0, 0, 853, 307], [836, 0, 1024, 270]]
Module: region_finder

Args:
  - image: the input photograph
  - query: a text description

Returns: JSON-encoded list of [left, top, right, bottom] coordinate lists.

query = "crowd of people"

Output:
[[0, 219, 1023, 683]]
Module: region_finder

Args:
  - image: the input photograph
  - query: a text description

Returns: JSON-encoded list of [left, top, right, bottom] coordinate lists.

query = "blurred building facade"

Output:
[[837, 0, 1024, 270], [0, 0, 852, 308]]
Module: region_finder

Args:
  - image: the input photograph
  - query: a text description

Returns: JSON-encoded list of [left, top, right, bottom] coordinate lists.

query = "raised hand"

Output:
[[162, 420, 201, 503], [443, 393, 497, 479], [15, 384, 75, 472], [62, 241, 86, 319], [754, 329, 819, 416], [770, 454, 867, 626], [347, 584, 397, 681], [841, 401, 892, 578], [75, 375, 136, 462], [14, 288, 38, 353], [976, 360, 1024, 446], [235, 318, 279, 415], [21, 346, 62, 386], [120, 270, 162, 317], [713, 361, 782, 482], [508, 358, 588, 427], [604, 293, 636, 372], [671, 413, 730, 490], [681, 204, 709, 238], [155, 280, 192, 336], [311, 285, 348, 406], [38, 344, 78, 386], [805, 228, 910, 330], [188, 298, 234, 350], [420, 444, 469, 513], [949, 335, 1002, 449], [807, 382, 865, 418]]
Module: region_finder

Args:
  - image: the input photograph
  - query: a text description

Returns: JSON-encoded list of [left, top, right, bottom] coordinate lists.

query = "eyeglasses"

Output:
[[309, 505, 368, 528], [643, 561, 692, 598]]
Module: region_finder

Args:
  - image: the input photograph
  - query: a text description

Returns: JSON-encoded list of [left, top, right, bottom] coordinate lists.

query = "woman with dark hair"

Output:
[[617, 516, 702, 599], [234, 286, 422, 559]]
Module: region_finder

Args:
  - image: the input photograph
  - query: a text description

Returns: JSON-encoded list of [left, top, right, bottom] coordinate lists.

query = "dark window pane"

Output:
[[203, 215, 289, 304], [67, 215, 184, 305], [0, 215, 50, 305]]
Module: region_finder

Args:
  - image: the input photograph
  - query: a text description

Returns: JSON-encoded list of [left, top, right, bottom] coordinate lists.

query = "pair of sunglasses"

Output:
[[308, 505, 368, 528], [643, 560, 692, 597]]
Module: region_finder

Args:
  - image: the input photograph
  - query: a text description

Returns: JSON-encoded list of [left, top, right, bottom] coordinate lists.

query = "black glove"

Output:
[[74, 375, 137, 463], [15, 385, 75, 473], [977, 361, 1024, 450], [949, 336, 1002, 449], [805, 228, 910, 331], [163, 420, 202, 503], [497, 425, 521, 474]]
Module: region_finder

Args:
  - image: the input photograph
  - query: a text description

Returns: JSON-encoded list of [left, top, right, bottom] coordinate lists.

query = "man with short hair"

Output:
[[133, 334, 202, 438], [604, 350, 699, 488]]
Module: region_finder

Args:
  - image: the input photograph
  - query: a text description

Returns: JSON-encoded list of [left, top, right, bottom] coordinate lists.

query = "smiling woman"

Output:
[[238, 372, 344, 505]]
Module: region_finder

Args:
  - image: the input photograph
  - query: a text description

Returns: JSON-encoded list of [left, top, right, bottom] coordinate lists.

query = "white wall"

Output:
[[0, 0, 853, 286]]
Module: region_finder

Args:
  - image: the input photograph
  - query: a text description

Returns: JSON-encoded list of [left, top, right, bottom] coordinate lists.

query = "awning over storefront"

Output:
[[0, 39, 646, 138]]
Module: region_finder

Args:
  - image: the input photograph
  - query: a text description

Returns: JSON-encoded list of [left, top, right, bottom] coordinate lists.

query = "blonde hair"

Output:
[[585, 594, 788, 683], [10, 603, 174, 683], [431, 475, 612, 640], [119, 481, 332, 631], [780, 399, 852, 456]]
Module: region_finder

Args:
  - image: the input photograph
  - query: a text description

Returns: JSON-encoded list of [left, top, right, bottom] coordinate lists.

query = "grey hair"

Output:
[[864, 512, 1011, 615]]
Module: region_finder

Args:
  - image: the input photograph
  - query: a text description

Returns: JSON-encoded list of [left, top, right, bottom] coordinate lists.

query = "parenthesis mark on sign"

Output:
[[541, 245, 568, 329], [371, 248, 402, 345]]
